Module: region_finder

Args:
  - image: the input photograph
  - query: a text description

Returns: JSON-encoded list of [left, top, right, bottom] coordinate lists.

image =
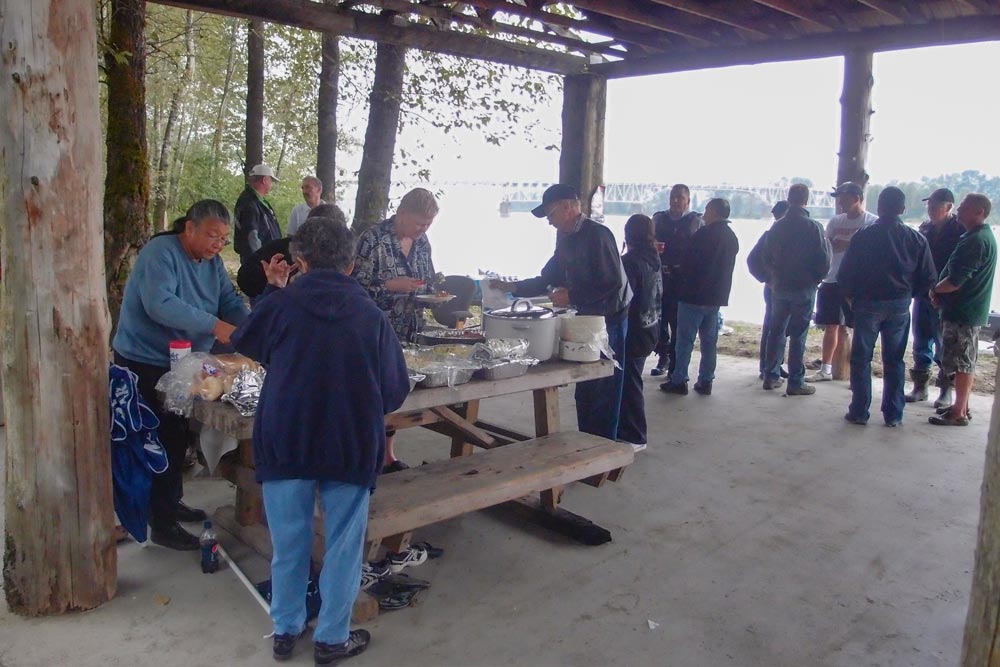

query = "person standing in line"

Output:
[[806, 183, 877, 383], [760, 184, 831, 396], [928, 193, 996, 426], [905, 188, 964, 406], [233, 163, 283, 267], [660, 198, 739, 396], [650, 184, 702, 377], [618, 214, 662, 449], [287, 175, 327, 237], [837, 187, 936, 426], [748, 200, 789, 379]]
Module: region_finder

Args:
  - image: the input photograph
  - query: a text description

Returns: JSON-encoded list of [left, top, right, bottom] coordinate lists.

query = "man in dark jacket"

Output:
[[234, 163, 283, 266], [232, 217, 409, 664], [905, 188, 964, 405], [651, 184, 703, 377], [661, 198, 739, 396], [747, 200, 790, 379], [839, 187, 937, 426], [760, 183, 831, 395], [492, 184, 631, 440]]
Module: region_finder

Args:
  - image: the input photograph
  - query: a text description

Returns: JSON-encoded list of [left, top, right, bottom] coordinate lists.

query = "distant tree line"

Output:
[[866, 170, 1000, 222]]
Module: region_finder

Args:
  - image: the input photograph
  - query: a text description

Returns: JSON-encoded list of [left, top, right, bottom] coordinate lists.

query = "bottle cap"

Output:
[[170, 340, 192, 350]]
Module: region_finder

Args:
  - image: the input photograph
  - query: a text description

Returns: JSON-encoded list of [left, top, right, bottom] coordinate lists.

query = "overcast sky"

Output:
[[393, 41, 1000, 189]]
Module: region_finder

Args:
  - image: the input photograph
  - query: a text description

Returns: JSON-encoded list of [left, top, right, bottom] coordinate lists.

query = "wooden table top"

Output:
[[192, 359, 613, 440]]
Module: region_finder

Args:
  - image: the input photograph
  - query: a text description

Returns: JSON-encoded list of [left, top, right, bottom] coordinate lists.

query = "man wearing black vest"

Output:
[[651, 183, 703, 377]]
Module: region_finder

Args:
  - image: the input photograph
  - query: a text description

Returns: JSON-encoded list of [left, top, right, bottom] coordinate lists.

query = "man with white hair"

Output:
[[287, 175, 326, 236], [234, 163, 282, 266]]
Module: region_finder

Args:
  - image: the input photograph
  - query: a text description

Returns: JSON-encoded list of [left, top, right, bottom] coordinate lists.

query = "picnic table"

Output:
[[193, 359, 632, 562]]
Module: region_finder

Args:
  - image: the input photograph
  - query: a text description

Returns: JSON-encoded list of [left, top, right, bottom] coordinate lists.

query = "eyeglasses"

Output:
[[202, 230, 231, 246]]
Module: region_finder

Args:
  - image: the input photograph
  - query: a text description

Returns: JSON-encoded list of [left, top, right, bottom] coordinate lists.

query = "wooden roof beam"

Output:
[[749, 0, 839, 30], [645, 0, 774, 38], [853, 0, 918, 24], [148, 0, 588, 73], [378, 0, 624, 57], [592, 14, 1000, 78], [561, 0, 723, 46]]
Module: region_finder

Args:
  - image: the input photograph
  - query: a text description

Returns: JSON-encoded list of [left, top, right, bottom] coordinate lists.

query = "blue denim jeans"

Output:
[[263, 479, 370, 644], [759, 286, 773, 374], [763, 289, 816, 387], [911, 295, 942, 373], [576, 316, 627, 440], [670, 302, 720, 385], [848, 298, 911, 424]]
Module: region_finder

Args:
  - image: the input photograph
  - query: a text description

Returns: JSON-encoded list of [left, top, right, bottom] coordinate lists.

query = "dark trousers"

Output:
[[911, 295, 943, 375], [763, 289, 815, 388], [114, 352, 190, 529], [576, 317, 627, 440], [759, 285, 773, 374], [848, 299, 911, 424], [617, 357, 648, 445], [656, 280, 680, 372]]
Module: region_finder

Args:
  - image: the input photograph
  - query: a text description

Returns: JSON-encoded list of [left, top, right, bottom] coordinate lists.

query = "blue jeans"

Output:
[[763, 289, 815, 387], [848, 298, 911, 424], [576, 316, 627, 440], [759, 286, 773, 374], [911, 295, 942, 374], [670, 302, 720, 385], [263, 479, 370, 644]]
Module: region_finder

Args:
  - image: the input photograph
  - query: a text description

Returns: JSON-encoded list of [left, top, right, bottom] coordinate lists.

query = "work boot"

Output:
[[650, 354, 669, 377], [314, 629, 370, 665], [904, 369, 931, 403], [934, 376, 954, 409]]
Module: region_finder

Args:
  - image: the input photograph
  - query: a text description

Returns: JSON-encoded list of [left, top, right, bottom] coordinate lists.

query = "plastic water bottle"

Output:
[[199, 521, 219, 574]]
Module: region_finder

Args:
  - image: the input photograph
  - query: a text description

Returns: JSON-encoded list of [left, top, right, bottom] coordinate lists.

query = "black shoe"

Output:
[[779, 366, 789, 378], [382, 459, 409, 475], [315, 629, 370, 665], [844, 413, 868, 425], [273, 629, 306, 662], [693, 381, 712, 396], [650, 363, 667, 377], [659, 381, 688, 395], [150, 522, 200, 551], [174, 501, 207, 523]]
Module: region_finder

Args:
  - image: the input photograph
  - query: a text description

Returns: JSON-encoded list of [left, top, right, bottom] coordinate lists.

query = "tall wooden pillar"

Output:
[[0, 0, 116, 614], [832, 50, 874, 380], [559, 74, 606, 215]]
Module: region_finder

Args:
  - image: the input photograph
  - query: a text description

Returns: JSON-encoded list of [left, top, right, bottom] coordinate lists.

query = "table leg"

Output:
[[449, 400, 480, 458], [533, 386, 560, 436]]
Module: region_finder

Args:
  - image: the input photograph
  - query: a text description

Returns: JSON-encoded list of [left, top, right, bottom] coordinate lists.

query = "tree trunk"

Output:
[[317, 22, 339, 195], [962, 359, 1000, 664], [151, 10, 195, 228], [103, 0, 151, 329], [832, 50, 873, 380], [559, 74, 605, 216], [0, 0, 116, 615], [245, 19, 265, 173], [352, 42, 406, 235], [210, 19, 239, 177]]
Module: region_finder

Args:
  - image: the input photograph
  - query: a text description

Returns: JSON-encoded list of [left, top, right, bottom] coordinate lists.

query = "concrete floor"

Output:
[[0, 354, 990, 667]]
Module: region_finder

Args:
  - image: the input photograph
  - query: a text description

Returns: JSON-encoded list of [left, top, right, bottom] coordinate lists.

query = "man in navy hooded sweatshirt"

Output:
[[232, 216, 409, 664]]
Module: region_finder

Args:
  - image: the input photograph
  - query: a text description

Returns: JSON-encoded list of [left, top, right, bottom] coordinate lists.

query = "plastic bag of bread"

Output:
[[155, 353, 225, 416]]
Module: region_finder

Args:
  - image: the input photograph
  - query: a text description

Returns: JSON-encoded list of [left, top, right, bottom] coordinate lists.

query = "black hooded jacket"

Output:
[[622, 247, 663, 358]]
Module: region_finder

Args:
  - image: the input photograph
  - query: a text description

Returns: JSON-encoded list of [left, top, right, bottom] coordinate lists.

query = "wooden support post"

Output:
[[447, 401, 480, 458], [0, 0, 117, 615], [833, 49, 873, 381], [559, 73, 607, 215], [533, 387, 561, 436], [961, 360, 1000, 664]]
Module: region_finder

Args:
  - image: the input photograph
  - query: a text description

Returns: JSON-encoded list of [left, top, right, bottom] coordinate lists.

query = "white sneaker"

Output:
[[631, 443, 647, 453], [806, 369, 833, 382]]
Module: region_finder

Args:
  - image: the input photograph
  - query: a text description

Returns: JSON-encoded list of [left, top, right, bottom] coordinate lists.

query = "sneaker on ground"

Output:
[[785, 384, 816, 396], [314, 629, 371, 665], [273, 628, 306, 662], [693, 381, 712, 395], [631, 442, 647, 453], [360, 561, 390, 591], [387, 545, 428, 573], [805, 358, 823, 370], [659, 381, 688, 395], [806, 370, 832, 383], [719, 325, 734, 336], [762, 377, 785, 390]]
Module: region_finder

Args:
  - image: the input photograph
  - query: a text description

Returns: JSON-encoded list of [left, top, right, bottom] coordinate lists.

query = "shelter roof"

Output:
[[155, 1, 1000, 75]]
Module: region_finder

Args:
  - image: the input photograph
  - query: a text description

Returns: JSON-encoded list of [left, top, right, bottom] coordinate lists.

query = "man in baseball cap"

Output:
[[530, 183, 578, 218], [904, 187, 962, 405], [234, 164, 282, 267]]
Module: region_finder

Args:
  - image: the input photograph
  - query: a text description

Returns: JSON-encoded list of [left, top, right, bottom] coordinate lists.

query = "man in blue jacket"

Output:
[[232, 217, 410, 665]]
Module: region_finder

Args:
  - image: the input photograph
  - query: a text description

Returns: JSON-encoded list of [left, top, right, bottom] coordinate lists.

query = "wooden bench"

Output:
[[365, 431, 633, 557]]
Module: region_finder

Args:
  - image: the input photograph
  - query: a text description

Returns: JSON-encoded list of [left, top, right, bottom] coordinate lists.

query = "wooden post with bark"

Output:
[[559, 74, 606, 216], [103, 0, 151, 328], [316, 2, 339, 194], [352, 41, 406, 235], [832, 50, 874, 380], [245, 19, 265, 173], [0, 0, 116, 615], [962, 359, 1000, 664]]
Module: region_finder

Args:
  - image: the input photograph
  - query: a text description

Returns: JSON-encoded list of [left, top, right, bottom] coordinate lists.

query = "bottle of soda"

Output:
[[199, 521, 219, 574]]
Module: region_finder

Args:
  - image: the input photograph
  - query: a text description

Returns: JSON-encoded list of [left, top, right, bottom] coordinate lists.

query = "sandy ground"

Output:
[[0, 353, 992, 667]]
